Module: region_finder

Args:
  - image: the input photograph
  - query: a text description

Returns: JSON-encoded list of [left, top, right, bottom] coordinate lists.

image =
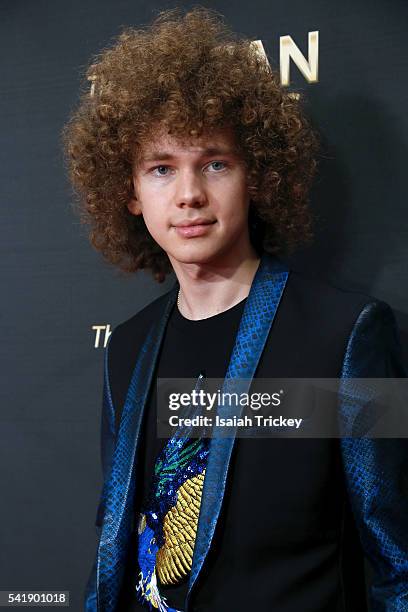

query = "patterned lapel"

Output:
[[96, 284, 178, 611], [186, 254, 289, 609]]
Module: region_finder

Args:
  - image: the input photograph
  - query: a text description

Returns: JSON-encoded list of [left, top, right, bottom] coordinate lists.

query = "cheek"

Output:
[[143, 211, 166, 238], [140, 204, 170, 247], [217, 191, 250, 223], [138, 188, 166, 223], [220, 178, 249, 208]]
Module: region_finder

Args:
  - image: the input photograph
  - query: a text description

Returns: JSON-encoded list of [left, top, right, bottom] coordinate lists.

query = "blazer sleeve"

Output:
[[84, 331, 117, 612], [339, 300, 408, 611]]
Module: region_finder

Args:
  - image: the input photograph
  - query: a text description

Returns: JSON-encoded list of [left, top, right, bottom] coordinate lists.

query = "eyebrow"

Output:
[[141, 146, 238, 163]]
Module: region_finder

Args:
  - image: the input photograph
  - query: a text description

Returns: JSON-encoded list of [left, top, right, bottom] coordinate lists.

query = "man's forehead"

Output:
[[139, 125, 238, 157]]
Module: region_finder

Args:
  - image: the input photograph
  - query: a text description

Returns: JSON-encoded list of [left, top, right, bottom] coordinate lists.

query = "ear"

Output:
[[127, 175, 143, 215], [127, 195, 143, 216]]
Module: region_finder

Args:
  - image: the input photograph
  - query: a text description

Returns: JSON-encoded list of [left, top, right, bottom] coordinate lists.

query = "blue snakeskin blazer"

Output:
[[84, 253, 408, 611]]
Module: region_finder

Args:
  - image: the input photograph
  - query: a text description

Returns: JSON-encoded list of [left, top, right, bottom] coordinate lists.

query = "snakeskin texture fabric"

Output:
[[339, 300, 408, 611]]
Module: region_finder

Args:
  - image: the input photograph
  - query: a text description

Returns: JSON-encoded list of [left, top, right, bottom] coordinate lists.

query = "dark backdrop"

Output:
[[1, 1, 407, 610]]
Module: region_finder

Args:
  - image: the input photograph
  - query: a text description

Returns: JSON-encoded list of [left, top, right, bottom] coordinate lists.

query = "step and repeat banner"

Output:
[[1, 1, 407, 610]]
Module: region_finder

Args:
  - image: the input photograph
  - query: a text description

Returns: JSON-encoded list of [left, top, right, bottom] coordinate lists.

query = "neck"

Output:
[[170, 248, 261, 321]]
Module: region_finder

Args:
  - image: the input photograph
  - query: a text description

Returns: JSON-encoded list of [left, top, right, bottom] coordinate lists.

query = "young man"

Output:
[[63, 8, 408, 612]]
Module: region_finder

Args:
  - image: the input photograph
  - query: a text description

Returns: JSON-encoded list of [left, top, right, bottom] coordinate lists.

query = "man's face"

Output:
[[128, 125, 253, 269]]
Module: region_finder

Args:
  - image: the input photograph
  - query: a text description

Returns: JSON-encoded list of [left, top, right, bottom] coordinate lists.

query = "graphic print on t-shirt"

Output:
[[136, 373, 209, 611]]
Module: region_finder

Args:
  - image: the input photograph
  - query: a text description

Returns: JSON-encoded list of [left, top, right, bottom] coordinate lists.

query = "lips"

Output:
[[173, 218, 216, 238]]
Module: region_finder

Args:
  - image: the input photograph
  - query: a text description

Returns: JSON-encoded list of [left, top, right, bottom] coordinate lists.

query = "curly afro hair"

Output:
[[62, 6, 319, 282]]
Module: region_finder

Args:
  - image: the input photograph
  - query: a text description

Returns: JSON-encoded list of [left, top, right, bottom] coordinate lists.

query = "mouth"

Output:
[[172, 219, 216, 238]]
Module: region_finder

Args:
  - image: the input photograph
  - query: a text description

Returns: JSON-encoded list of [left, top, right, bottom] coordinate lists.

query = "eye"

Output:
[[207, 161, 227, 172], [151, 165, 170, 177]]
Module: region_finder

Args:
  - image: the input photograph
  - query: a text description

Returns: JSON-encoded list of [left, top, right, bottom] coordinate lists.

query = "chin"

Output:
[[170, 245, 224, 266], [173, 254, 214, 266]]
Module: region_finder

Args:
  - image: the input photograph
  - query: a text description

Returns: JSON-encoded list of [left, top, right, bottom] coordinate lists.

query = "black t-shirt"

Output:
[[117, 296, 247, 611]]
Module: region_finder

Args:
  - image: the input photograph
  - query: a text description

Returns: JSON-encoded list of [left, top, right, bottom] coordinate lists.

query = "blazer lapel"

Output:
[[186, 254, 289, 609], [96, 284, 178, 611]]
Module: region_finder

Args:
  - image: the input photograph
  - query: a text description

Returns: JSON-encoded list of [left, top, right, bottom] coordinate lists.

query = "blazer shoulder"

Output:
[[287, 266, 374, 310], [108, 286, 175, 368], [341, 297, 406, 377], [282, 267, 405, 373], [285, 266, 379, 333]]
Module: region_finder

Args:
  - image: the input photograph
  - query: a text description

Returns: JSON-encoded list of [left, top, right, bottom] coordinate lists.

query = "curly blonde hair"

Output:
[[62, 6, 319, 282]]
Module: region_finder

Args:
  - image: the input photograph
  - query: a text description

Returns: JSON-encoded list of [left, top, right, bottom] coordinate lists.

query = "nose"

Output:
[[174, 168, 207, 208]]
